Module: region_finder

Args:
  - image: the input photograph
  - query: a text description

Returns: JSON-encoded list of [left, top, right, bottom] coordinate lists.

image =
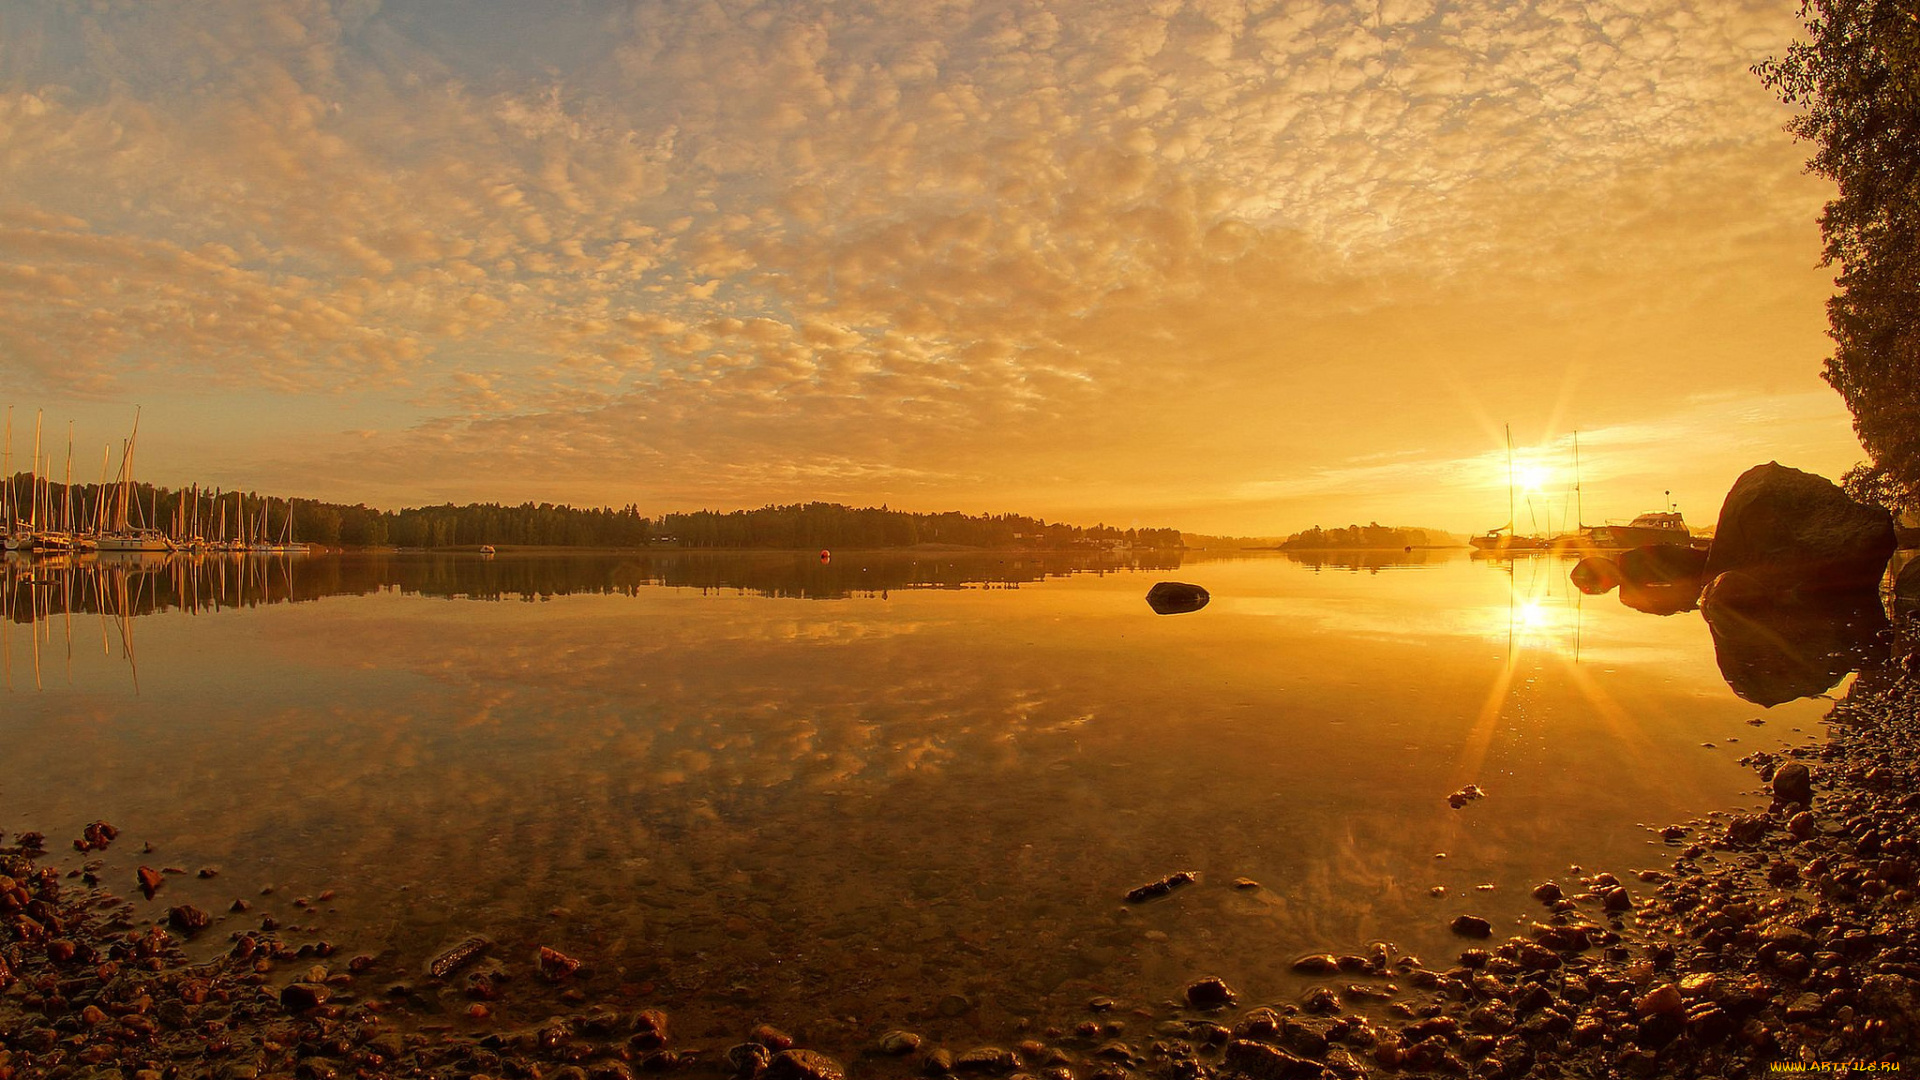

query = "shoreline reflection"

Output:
[[1, 548, 1189, 624]]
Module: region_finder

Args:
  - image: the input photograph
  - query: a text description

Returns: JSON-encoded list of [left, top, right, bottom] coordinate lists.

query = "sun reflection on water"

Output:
[[1484, 558, 1585, 661]]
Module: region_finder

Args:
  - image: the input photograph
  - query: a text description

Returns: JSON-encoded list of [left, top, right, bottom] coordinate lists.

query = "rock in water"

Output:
[[1704, 463, 1896, 593], [1773, 762, 1813, 806], [1701, 570, 1769, 611], [426, 936, 491, 979], [1569, 557, 1622, 594], [1450, 915, 1492, 938], [1222, 1039, 1321, 1080], [1145, 581, 1209, 615], [766, 1049, 845, 1080], [1290, 954, 1340, 974], [1701, 587, 1888, 706], [631, 1008, 670, 1049], [1618, 578, 1702, 616], [167, 905, 213, 935], [538, 945, 582, 980], [1185, 976, 1237, 1008], [727, 1043, 773, 1076], [1895, 556, 1920, 610], [878, 1030, 923, 1055], [1126, 870, 1198, 903], [281, 982, 330, 1012], [1618, 544, 1709, 587]]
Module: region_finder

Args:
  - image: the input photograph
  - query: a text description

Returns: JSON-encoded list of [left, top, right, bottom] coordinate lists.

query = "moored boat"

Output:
[[96, 531, 175, 553], [1469, 527, 1551, 555], [1471, 425, 1552, 555], [1589, 510, 1694, 550]]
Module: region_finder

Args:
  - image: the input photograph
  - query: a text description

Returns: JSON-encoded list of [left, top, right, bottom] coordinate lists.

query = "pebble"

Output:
[[1289, 954, 1339, 974], [279, 982, 329, 1011], [617, 1008, 665, 1050], [1125, 870, 1198, 903], [167, 904, 213, 934], [954, 1046, 1017, 1073], [1774, 761, 1814, 805], [1184, 976, 1236, 1008], [750, 1023, 796, 1049], [1448, 915, 1492, 938], [879, 1030, 924, 1055], [767, 1049, 845, 1080], [426, 935, 489, 978], [537, 945, 582, 981], [728, 1043, 773, 1075]]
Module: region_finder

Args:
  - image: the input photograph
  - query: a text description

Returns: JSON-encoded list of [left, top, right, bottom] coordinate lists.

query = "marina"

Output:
[[3, 408, 307, 558]]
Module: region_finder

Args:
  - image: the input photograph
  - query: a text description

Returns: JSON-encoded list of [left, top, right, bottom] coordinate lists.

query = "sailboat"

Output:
[[95, 409, 173, 553], [1469, 425, 1549, 555], [1547, 431, 1597, 551], [1, 407, 16, 553]]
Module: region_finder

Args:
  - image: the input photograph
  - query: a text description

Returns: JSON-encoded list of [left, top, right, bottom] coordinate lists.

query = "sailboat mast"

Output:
[[1505, 424, 1516, 535], [30, 410, 42, 531], [97, 444, 111, 534], [125, 405, 142, 534], [64, 423, 74, 535], [1573, 431, 1583, 530], [2, 406, 11, 532]]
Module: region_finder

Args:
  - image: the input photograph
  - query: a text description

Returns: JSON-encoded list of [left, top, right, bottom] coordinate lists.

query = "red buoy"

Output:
[[820, 549, 831, 563]]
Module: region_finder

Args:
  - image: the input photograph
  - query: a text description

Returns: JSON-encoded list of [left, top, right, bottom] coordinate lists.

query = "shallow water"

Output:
[[0, 548, 1852, 1049]]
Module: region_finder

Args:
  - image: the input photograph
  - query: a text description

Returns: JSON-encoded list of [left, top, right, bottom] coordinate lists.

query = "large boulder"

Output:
[[1704, 463, 1896, 593]]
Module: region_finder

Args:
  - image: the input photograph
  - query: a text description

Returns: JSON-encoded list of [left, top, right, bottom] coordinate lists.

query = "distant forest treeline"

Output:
[[4, 475, 1183, 550], [1277, 523, 1457, 549], [656, 503, 1182, 550]]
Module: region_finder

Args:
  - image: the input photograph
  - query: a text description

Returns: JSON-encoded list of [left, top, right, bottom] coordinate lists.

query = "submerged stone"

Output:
[[767, 1049, 845, 1080]]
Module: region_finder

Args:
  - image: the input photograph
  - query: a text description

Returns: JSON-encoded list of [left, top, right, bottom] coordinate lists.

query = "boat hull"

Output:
[[96, 533, 174, 553], [1588, 525, 1694, 550], [1470, 533, 1550, 556]]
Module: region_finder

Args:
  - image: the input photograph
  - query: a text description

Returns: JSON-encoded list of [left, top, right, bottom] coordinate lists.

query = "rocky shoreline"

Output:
[[6, 624, 1918, 1080]]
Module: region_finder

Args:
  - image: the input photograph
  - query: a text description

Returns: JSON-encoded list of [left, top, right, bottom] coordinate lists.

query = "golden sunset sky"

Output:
[[0, 0, 1865, 535]]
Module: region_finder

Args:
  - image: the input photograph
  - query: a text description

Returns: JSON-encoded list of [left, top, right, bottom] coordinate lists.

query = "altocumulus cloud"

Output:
[[0, 0, 1856, 529]]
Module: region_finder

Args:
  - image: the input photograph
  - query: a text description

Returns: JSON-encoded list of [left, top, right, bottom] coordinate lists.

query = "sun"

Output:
[[1515, 463, 1553, 495]]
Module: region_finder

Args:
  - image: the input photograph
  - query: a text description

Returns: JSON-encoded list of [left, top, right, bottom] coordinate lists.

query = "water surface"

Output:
[[0, 549, 1843, 1049]]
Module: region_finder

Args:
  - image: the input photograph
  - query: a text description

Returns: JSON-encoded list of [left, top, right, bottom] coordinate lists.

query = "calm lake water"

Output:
[[0, 548, 1863, 1052]]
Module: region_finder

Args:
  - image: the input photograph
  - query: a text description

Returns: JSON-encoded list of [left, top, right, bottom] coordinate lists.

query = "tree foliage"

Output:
[[6, 476, 1183, 550], [657, 502, 1183, 550], [1277, 523, 1451, 550], [1756, 1, 1920, 510]]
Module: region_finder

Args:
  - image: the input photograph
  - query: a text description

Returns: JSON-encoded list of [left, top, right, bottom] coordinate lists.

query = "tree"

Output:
[[1756, 1, 1920, 510]]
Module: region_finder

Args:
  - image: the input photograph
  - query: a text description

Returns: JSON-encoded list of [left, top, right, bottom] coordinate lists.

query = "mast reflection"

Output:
[[1, 548, 1190, 627]]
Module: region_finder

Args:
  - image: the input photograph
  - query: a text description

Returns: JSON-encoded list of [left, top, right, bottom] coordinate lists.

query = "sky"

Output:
[[0, 0, 1867, 536]]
